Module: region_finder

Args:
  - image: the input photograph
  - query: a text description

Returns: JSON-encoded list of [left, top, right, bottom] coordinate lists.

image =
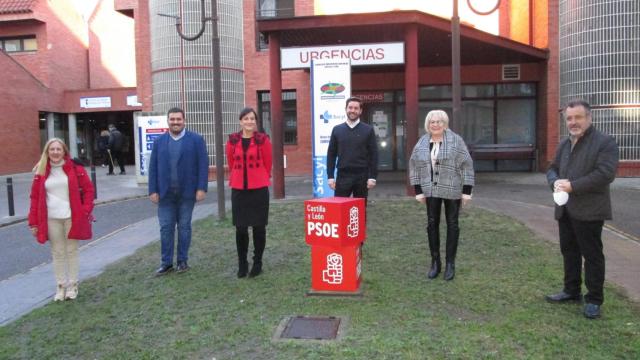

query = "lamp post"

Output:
[[159, 0, 226, 219], [451, 0, 501, 132]]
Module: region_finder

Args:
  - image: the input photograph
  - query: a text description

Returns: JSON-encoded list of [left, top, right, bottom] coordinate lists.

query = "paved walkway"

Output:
[[1, 170, 639, 326]]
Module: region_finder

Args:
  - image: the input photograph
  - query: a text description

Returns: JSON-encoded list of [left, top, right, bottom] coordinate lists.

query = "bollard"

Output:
[[90, 165, 97, 199], [7, 177, 15, 217]]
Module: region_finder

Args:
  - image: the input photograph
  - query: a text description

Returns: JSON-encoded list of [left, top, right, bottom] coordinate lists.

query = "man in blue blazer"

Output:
[[149, 107, 209, 275]]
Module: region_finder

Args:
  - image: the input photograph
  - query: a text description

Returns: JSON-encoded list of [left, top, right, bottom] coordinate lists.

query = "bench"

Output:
[[468, 143, 538, 171]]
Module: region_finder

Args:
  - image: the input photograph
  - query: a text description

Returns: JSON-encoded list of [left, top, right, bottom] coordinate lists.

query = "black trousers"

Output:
[[236, 226, 266, 264], [426, 197, 461, 263], [108, 150, 126, 173], [558, 212, 605, 305], [335, 169, 368, 200]]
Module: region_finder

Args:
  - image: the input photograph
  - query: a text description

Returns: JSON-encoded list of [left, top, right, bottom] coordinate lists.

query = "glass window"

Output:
[[497, 83, 536, 97], [497, 99, 536, 144], [0, 36, 37, 53], [258, 90, 297, 145], [23, 37, 37, 51], [419, 85, 452, 99], [460, 100, 495, 145], [3, 39, 20, 52], [463, 84, 494, 98]]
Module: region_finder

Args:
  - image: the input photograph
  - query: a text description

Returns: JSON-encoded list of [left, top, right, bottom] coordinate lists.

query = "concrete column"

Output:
[[68, 113, 78, 158], [46, 113, 55, 140]]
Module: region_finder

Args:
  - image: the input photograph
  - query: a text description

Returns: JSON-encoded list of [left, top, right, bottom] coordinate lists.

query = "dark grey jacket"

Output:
[[547, 125, 618, 221]]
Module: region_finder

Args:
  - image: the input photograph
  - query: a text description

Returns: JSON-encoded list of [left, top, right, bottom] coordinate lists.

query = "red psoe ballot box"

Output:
[[304, 197, 366, 294]]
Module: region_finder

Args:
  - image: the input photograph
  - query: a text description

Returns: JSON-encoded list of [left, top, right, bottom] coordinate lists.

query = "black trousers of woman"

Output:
[[236, 225, 266, 276], [426, 197, 461, 279]]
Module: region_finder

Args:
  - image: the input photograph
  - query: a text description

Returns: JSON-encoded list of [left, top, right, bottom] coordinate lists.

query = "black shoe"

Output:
[[237, 262, 248, 278], [583, 303, 601, 319], [106, 173, 115, 176], [427, 259, 441, 279], [176, 262, 190, 273], [248, 262, 262, 278], [545, 291, 582, 303], [155, 264, 173, 276], [119, 171, 126, 175], [443, 262, 455, 281]]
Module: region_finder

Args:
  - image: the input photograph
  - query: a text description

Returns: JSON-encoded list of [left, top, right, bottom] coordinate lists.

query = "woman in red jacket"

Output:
[[226, 107, 272, 278], [28, 138, 95, 301]]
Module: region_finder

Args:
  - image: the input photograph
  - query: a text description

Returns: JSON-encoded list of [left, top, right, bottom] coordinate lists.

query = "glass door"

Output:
[[365, 104, 395, 171]]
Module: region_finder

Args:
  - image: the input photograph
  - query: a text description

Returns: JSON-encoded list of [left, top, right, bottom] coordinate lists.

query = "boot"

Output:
[[427, 257, 441, 279], [54, 283, 65, 302], [65, 282, 78, 300], [237, 259, 248, 278], [248, 261, 262, 278], [444, 262, 455, 281]]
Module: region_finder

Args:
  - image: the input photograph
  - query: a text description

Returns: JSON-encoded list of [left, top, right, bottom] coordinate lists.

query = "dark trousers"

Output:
[[335, 169, 368, 200], [236, 226, 266, 265], [558, 213, 605, 305], [426, 197, 461, 263], [108, 150, 126, 173]]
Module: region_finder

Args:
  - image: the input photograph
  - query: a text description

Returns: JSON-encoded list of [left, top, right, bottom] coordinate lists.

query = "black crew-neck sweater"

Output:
[[326, 122, 378, 180]]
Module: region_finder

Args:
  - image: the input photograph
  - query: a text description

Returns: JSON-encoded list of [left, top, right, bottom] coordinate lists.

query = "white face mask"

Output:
[[553, 191, 569, 206]]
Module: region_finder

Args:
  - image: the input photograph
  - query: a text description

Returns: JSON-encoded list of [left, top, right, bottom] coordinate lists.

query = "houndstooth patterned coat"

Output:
[[409, 129, 475, 199]]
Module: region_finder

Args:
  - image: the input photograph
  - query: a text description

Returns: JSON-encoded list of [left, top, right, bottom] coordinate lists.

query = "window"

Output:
[[256, 0, 294, 50], [256, 0, 294, 19], [0, 36, 37, 53], [258, 90, 297, 145]]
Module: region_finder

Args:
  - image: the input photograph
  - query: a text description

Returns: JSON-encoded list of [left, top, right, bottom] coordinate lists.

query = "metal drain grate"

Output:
[[274, 316, 347, 342]]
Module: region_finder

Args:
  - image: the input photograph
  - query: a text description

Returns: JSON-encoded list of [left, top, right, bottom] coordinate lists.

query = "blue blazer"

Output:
[[148, 131, 209, 200]]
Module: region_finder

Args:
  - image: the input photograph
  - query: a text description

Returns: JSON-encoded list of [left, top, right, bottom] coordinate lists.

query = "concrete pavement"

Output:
[[1, 170, 639, 326]]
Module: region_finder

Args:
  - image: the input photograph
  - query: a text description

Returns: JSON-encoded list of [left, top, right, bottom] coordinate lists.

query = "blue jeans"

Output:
[[158, 190, 196, 266]]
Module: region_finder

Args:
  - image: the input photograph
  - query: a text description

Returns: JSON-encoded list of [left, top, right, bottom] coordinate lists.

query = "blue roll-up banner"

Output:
[[310, 60, 351, 198]]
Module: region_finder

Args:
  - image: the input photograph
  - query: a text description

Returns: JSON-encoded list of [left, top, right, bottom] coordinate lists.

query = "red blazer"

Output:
[[28, 157, 95, 244], [226, 132, 272, 190]]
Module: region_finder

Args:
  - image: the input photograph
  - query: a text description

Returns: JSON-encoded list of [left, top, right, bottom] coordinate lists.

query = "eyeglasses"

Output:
[[429, 120, 444, 125]]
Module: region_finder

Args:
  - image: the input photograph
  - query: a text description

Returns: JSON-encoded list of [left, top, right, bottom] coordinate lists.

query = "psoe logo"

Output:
[[320, 110, 344, 124], [320, 82, 345, 95]]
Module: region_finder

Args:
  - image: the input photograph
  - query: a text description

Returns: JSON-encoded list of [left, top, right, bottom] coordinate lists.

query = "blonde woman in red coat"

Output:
[[226, 107, 272, 278], [28, 138, 95, 301]]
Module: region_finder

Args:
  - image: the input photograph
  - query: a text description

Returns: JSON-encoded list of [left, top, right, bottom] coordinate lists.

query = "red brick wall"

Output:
[[0, 21, 48, 84], [88, 0, 137, 88], [0, 53, 46, 174], [538, 0, 560, 172], [37, 0, 90, 90], [135, 0, 153, 111]]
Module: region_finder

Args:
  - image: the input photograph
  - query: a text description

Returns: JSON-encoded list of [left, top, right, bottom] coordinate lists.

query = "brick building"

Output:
[[0, 0, 140, 175], [2, 0, 638, 182]]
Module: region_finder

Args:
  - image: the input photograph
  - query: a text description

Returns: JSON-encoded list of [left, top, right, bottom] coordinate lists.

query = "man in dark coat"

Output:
[[546, 99, 619, 319], [107, 124, 126, 175]]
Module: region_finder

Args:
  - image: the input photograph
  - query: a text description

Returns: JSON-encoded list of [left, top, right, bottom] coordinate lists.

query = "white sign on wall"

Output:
[[311, 60, 351, 198], [80, 96, 111, 109], [282, 42, 404, 69]]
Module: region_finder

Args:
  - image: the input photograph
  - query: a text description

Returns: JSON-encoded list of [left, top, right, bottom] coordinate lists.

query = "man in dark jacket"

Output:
[[107, 124, 126, 175], [148, 107, 208, 275], [546, 99, 619, 319], [327, 97, 378, 200]]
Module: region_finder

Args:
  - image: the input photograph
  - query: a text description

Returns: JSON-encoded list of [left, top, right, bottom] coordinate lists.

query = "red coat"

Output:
[[28, 157, 95, 244], [226, 132, 272, 190]]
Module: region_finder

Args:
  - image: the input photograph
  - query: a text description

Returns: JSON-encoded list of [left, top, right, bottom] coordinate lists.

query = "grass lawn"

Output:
[[1, 200, 639, 359]]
